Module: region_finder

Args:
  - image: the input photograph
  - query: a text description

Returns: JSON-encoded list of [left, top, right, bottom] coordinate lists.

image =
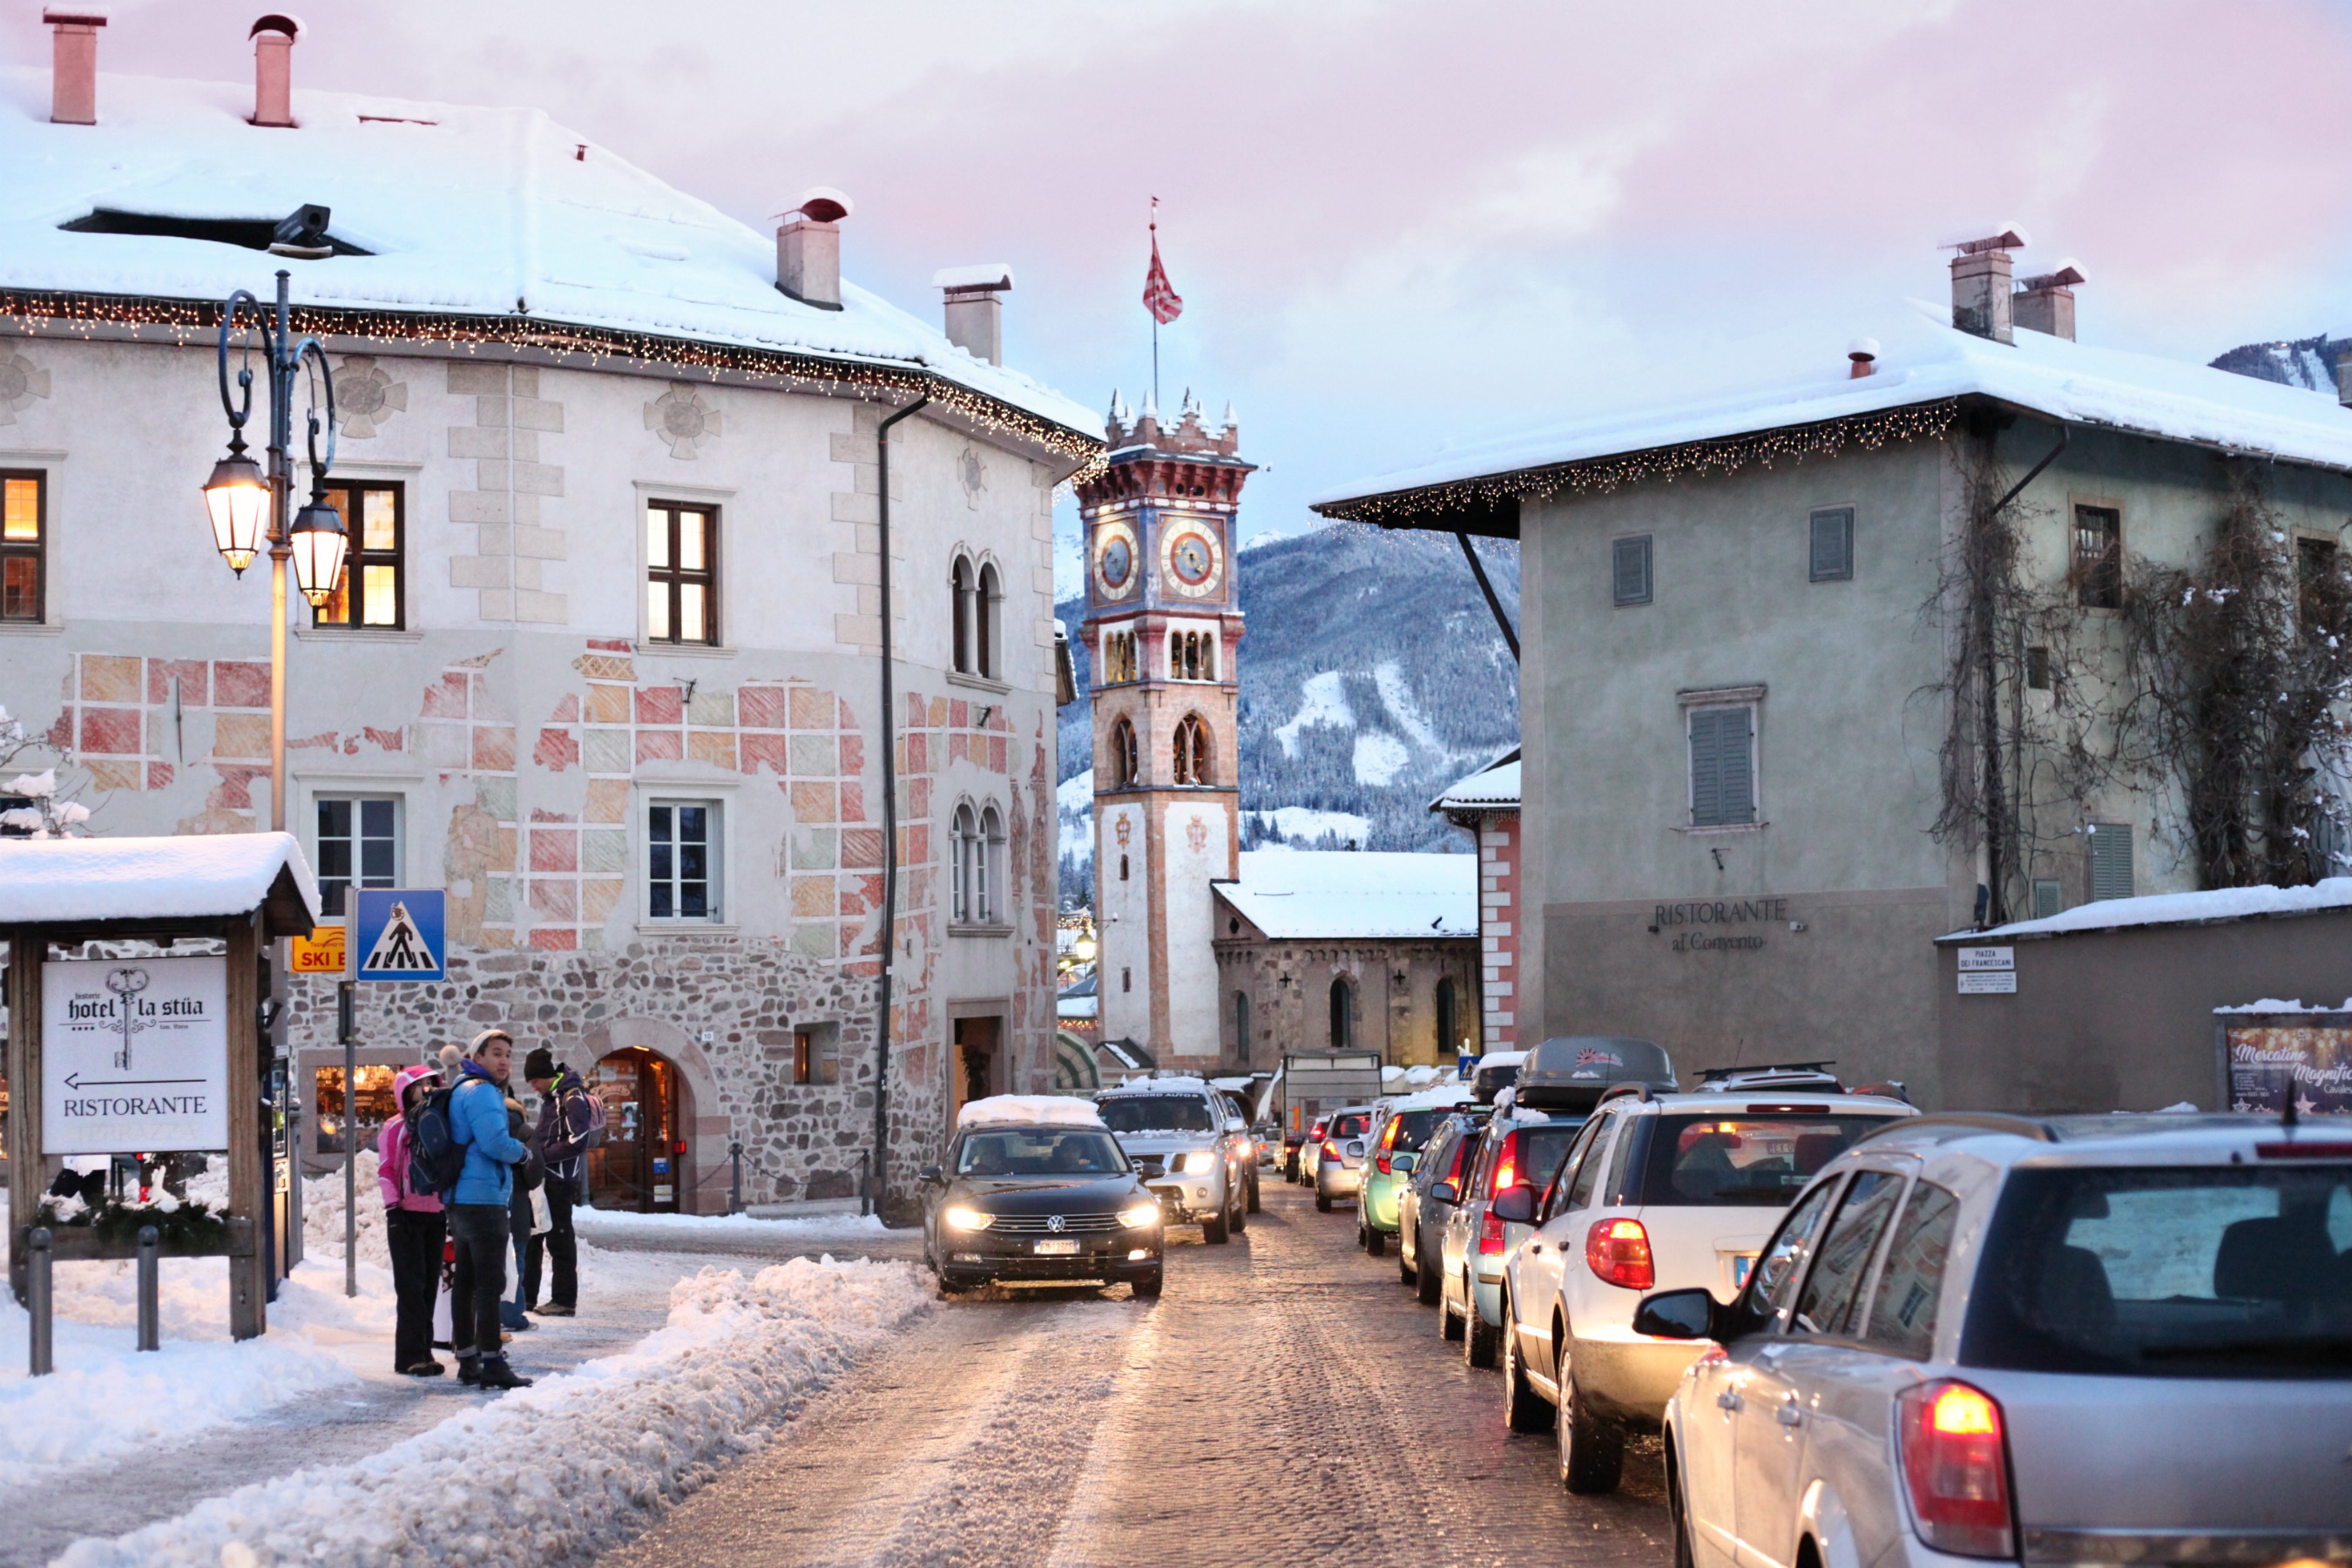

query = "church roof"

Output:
[[0, 68, 1098, 443], [1214, 850, 1477, 941]]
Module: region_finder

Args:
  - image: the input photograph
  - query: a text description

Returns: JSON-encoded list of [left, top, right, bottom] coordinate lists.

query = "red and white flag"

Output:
[[1142, 198, 1184, 326]]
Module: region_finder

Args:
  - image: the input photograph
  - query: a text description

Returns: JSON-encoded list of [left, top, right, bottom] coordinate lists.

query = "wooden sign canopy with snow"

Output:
[[2, 833, 320, 1340]]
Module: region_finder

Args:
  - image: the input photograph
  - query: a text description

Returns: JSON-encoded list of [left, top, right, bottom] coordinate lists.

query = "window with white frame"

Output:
[[950, 801, 1007, 928], [646, 800, 720, 920], [979, 804, 1004, 923], [1686, 701, 1757, 828], [950, 803, 977, 923], [314, 794, 400, 918]]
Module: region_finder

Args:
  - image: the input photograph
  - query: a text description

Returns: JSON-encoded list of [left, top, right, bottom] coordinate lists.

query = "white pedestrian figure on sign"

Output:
[[105, 965, 152, 1071]]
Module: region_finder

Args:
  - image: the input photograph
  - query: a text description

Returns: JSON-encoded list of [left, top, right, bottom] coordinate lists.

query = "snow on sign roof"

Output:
[[1940, 876, 2352, 943], [0, 832, 320, 928], [1430, 752, 1520, 814], [1215, 850, 1477, 941], [1314, 299, 2352, 523], [0, 70, 1096, 443], [956, 1095, 1105, 1130]]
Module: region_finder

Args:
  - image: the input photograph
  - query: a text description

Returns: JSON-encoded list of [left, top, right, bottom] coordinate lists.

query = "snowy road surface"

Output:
[[600, 1183, 1674, 1568]]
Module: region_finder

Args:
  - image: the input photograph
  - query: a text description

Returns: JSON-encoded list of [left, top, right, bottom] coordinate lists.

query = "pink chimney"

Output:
[[251, 14, 300, 128], [44, 7, 106, 125]]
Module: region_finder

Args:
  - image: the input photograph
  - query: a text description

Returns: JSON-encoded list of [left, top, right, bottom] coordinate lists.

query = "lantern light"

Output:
[[202, 446, 269, 574], [287, 490, 348, 607]]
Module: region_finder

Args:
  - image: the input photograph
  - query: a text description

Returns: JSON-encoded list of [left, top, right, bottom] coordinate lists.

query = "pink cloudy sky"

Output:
[[10, 0, 2352, 563]]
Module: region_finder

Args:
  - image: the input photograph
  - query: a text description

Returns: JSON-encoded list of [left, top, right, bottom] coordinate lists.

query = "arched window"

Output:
[[1436, 976, 1459, 1058], [1173, 714, 1210, 786], [1233, 990, 1252, 1064], [950, 556, 975, 674], [1103, 631, 1137, 685], [1168, 631, 1183, 679], [978, 805, 1004, 923], [1329, 975, 1354, 1049], [1109, 717, 1139, 787], [950, 802, 977, 923], [977, 562, 1001, 679], [1200, 636, 1216, 681]]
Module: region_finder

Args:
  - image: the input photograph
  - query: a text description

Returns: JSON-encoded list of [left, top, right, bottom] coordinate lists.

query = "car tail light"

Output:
[[1477, 1204, 1510, 1255], [1898, 1381, 2015, 1559], [1492, 1132, 1519, 1194], [1321, 1140, 1341, 1163], [1375, 1153, 1392, 1174], [1585, 1218, 1654, 1290]]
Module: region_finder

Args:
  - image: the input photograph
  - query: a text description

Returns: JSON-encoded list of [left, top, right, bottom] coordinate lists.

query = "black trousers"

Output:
[[385, 1207, 446, 1370], [445, 1201, 510, 1362], [524, 1180, 578, 1309]]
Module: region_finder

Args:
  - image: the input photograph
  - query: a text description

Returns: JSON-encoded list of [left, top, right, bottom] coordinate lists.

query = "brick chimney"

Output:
[[44, 7, 106, 126], [933, 264, 1013, 365], [250, 14, 299, 128], [2013, 261, 2084, 341], [1946, 225, 2028, 344], [777, 188, 851, 311]]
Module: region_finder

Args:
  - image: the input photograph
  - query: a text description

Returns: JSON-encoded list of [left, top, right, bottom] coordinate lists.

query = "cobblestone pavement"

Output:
[[601, 1182, 1674, 1568]]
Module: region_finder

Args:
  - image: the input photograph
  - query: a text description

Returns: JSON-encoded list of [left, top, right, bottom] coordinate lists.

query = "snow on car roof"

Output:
[[1100, 1076, 1215, 1096], [1316, 298, 2352, 519], [0, 831, 320, 926], [955, 1095, 1105, 1130], [1383, 1083, 1477, 1113], [0, 68, 1098, 442], [1215, 850, 1477, 940]]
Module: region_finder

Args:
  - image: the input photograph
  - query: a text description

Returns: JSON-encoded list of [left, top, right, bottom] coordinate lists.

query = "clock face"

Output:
[[1159, 515, 1225, 599], [1092, 519, 1139, 600]]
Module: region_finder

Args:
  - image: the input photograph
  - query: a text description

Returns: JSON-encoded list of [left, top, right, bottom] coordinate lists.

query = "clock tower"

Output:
[[1079, 390, 1253, 1070]]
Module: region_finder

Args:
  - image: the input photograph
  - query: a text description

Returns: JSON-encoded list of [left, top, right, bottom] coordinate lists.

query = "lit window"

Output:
[[647, 504, 719, 644], [648, 800, 720, 919], [315, 795, 399, 917], [1, 472, 45, 624], [313, 483, 402, 628]]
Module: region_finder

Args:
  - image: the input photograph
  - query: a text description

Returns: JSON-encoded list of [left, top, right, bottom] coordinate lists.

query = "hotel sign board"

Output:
[[40, 955, 231, 1153]]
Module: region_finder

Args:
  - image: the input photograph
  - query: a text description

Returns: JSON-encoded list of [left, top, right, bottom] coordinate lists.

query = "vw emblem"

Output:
[[1047, 1213, 1067, 1233]]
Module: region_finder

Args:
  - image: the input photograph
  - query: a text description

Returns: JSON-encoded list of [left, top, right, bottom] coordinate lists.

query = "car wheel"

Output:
[[1501, 1311, 1554, 1433], [1465, 1285, 1499, 1369], [1366, 1226, 1386, 1257], [1133, 1267, 1164, 1300], [1247, 1178, 1261, 1214], [1398, 1247, 1416, 1287], [1441, 1285, 1466, 1342], [1666, 1442, 1698, 1568], [1558, 1363, 1625, 1493], [1230, 1191, 1248, 1235], [1204, 1206, 1231, 1244], [1315, 1191, 1333, 1213], [1416, 1240, 1441, 1305]]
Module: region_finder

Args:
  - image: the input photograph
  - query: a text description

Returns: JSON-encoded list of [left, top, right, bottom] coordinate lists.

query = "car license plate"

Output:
[[1731, 1254, 1755, 1290], [1033, 1239, 1079, 1256]]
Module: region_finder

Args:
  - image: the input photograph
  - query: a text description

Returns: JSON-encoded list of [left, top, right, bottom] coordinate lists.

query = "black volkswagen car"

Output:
[[918, 1103, 1166, 1297]]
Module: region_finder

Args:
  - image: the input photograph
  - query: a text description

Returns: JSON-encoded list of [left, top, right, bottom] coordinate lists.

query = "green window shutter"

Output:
[[2031, 878, 2064, 920], [2087, 822, 2133, 901], [1809, 507, 1854, 582], [1690, 706, 1754, 828], [1613, 535, 1652, 606]]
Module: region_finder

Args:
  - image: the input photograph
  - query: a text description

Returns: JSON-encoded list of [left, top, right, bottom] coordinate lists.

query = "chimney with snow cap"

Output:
[[934, 264, 1012, 365], [250, 14, 299, 128], [2013, 260, 2084, 341], [1945, 224, 2028, 343], [1847, 337, 1879, 378], [777, 188, 850, 311], [44, 7, 105, 125]]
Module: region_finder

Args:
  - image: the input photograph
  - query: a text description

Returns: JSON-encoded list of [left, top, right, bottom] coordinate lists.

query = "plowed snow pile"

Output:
[[58, 1257, 929, 1568]]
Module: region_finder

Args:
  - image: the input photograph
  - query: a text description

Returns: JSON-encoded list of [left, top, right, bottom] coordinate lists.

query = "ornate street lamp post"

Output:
[[202, 270, 345, 833]]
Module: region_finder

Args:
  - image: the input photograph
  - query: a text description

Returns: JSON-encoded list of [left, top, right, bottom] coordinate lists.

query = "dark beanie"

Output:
[[523, 1046, 558, 1082]]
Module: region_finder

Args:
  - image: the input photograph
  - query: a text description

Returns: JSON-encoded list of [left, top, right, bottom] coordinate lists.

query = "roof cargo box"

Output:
[[1515, 1036, 1675, 1112]]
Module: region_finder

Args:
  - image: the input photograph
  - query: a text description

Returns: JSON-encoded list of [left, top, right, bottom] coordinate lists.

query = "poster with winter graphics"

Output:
[[41, 955, 231, 1153], [2224, 1021, 2352, 1116]]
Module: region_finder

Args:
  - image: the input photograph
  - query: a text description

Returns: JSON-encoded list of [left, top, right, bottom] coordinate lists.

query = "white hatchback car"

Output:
[[1494, 1074, 1916, 1490], [1641, 1112, 2352, 1568]]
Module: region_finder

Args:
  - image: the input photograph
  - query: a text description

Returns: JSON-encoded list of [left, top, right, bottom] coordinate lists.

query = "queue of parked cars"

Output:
[[1303, 1036, 2352, 1565]]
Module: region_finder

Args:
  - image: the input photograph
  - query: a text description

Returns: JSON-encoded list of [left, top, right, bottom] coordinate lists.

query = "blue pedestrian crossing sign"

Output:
[[348, 889, 447, 982]]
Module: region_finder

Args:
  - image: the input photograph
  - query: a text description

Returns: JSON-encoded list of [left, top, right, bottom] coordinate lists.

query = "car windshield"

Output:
[[955, 1128, 1129, 1178], [1386, 1110, 1447, 1152], [1636, 1113, 1900, 1206], [1963, 1163, 2352, 1380], [1098, 1096, 1214, 1134]]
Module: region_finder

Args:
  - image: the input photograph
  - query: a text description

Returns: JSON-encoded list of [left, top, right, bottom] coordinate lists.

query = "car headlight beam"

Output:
[[1119, 1201, 1162, 1230], [1179, 1150, 1217, 1175], [940, 1205, 995, 1232]]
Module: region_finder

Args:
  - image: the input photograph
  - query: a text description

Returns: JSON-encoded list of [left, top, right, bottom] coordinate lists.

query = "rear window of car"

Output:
[[1631, 1113, 1903, 1207], [1961, 1164, 2352, 1380], [1330, 1112, 1370, 1139], [1387, 1110, 1446, 1152], [1481, 1123, 1581, 1198], [1099, 1096, 1214, 1134]]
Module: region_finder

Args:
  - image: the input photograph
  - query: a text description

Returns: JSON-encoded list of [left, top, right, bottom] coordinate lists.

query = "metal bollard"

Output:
[[136, 1225, 160, 1352], [27, 1227, 52, 1376], [859, 1149, 874, 1217]]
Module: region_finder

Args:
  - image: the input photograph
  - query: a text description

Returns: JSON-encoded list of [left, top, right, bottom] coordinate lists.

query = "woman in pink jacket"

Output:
[[379, 1063, 448, 1376]]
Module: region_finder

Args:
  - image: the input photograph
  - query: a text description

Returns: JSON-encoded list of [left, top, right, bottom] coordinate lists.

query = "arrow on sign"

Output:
[[64, 1072, 206, 1092]]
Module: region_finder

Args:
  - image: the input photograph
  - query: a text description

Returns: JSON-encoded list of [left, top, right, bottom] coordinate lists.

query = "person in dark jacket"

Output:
[[494, 1051, 543, 1335], [448, 1028, 534, 1389], [524, 1047, 593, 1315], [379, 1064, 447, 1375]]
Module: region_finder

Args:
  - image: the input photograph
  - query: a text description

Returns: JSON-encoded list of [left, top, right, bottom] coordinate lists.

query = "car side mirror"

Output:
[[1632, 1288, 1717, 1341], [1430, 1181, 1459, 1204], [916, 1165, 943, 1186], [1393, 1152, 1418, 1174], [1344, 1139, 1367, 1159], [1490, 1183, 1537, 1224]]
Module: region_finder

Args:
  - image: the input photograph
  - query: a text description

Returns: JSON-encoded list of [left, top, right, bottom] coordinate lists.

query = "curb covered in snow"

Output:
[[57, 1257, 930, 1568]]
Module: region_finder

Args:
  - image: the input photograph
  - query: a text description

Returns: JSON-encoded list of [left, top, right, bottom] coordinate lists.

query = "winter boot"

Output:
[[457, 1356, 482, 1386], [475, 1357, 534, 1390]]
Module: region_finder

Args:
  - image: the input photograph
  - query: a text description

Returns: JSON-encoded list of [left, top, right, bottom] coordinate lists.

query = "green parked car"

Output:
[[1358, 1085, 1475, 1256]]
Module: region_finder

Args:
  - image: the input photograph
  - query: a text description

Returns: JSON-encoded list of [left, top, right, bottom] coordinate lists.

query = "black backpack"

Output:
[[405, 1083, 468, 1196]]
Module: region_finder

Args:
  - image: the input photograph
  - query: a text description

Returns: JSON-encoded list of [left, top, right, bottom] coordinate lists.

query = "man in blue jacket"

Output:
[[449, 1029, 535, 1389]]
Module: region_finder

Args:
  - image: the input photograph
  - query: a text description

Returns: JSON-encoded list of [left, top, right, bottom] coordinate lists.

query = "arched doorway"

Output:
[[1329, 976, 1355, 1050], [587, 1046, 681, 1213]]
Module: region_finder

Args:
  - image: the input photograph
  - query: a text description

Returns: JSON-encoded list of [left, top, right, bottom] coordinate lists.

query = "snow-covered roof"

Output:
[[0, 69, 1097, 443], [956, 1094, 1105, 1130], [1942, 877, 2352, 943], [0, 832, 320, 929], [1431, 752, 1520, 814], [1214, 850, 1477, 940], [1315, 300, 2352, 521], [1057, 994, 1098, 1021]]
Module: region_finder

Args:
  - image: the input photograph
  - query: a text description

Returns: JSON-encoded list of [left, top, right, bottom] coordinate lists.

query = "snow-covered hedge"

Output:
[[58, 1257, 929, 1568]]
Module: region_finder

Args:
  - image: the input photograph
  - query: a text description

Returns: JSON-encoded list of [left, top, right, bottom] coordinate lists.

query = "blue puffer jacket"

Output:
[[449, 1059, 531, 1206]]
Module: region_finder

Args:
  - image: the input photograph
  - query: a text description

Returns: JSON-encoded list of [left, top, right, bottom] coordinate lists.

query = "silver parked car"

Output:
[[1313, 1105, 1374, 1212], [1642, 1112, 2352, 1568]]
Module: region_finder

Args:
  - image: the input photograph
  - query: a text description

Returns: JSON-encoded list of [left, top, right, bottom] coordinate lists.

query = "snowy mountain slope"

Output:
[[1056, 524, 1520, 903]]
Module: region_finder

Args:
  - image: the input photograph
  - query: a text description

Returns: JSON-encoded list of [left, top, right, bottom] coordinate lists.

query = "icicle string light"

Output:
[[0, 287, 1106, 482], [1315, 399, 1963, 526]]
